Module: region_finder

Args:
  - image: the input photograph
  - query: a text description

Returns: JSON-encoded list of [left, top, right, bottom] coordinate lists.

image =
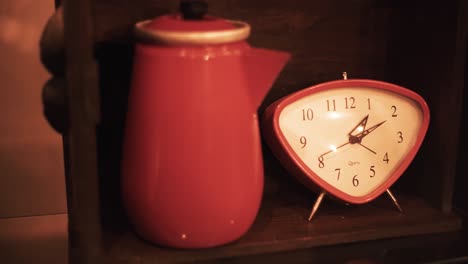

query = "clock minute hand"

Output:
[[356, 120, 386, 140]]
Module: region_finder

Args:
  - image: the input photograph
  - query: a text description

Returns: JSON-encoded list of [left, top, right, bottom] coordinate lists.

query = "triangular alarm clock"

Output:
[[262, 73, 430, 220]]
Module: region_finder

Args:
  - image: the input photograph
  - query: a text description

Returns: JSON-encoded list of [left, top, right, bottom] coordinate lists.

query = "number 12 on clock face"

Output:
[[262, 79, 430, 206]]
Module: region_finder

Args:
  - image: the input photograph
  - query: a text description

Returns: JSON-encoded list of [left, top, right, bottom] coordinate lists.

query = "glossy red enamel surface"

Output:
[[122, 36, 289, 248], [262, 79, 430, 204]]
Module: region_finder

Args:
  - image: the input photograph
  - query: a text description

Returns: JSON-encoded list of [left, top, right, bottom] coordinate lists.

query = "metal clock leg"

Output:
[[308, 191, 326, 221], [386, 189, 404, 213]]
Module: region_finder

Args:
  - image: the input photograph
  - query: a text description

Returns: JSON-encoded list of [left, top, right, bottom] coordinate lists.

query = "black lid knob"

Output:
[[180, 0, 208, 20]]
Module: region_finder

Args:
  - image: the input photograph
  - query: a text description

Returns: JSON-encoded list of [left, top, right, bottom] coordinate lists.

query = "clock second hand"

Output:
[[319, 141, 350, 159], [319, 139, 376, 159]]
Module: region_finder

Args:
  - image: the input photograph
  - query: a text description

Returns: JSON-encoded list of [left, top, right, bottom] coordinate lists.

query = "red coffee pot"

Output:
[[122, 1, 290, 248]]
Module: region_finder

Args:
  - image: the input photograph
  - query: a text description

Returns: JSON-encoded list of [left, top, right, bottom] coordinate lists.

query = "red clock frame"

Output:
[[261, 79, 430, 204]]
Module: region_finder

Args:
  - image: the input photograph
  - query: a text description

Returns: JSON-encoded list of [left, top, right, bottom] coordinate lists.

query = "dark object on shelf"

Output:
[[42, 78, 68, 134], [179, 0, 208, 20], [40, 6, 65, 77]]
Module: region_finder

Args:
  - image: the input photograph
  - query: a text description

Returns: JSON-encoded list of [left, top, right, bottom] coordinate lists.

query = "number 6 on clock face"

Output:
[[262, 79, 430, 204]]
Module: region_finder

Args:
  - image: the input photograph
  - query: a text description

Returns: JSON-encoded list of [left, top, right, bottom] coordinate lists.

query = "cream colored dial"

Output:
[[278, 87, 424, 198]]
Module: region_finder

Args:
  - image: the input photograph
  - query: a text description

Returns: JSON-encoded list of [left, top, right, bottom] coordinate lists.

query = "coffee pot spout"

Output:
[[247, 48, 290, 108]]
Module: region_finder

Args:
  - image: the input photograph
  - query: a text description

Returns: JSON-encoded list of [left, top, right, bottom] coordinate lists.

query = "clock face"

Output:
[[263, 80, 430, 204]]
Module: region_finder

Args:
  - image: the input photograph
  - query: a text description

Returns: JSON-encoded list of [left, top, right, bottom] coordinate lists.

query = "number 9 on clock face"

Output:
[[262, 79, 430, 204]]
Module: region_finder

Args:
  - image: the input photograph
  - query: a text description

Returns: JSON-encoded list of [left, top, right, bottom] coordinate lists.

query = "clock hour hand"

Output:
[[347, 118, 384, 154], [348, 115, 369, 136]]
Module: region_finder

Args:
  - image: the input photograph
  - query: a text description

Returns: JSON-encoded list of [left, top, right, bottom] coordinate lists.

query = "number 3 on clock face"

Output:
[[262, 79, 430, 204]]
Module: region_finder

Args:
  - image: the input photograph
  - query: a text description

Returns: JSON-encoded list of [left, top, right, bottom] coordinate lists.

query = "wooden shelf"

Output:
[[102, 194, 461, 263], [56, 0, 467, 263]]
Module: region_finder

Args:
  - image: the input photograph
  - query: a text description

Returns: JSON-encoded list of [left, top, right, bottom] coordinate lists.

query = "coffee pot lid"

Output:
[[135, 0, 250, 45]]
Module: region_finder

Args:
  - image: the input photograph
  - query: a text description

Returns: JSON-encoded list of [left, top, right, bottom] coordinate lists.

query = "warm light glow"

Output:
[[2, 17, 20, 44], [357, 126, 364, 132], [0, 15, 42, 53], [330, 145, 337, 152], [178, 49, 188, 57], [328, 112, 342, 119]]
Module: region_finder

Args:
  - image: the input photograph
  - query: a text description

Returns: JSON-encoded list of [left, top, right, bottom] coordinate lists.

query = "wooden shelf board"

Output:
[[102, 194, 461, 263]]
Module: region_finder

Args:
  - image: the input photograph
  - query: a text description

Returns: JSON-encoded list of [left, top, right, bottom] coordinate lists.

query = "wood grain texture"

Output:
[[101, 195, 461, 264], [209, 228, 468, 264], [63, 0, 102, 263]]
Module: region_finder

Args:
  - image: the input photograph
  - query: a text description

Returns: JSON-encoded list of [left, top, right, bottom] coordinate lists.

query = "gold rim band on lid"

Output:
[[134, 20, 251, 45]]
